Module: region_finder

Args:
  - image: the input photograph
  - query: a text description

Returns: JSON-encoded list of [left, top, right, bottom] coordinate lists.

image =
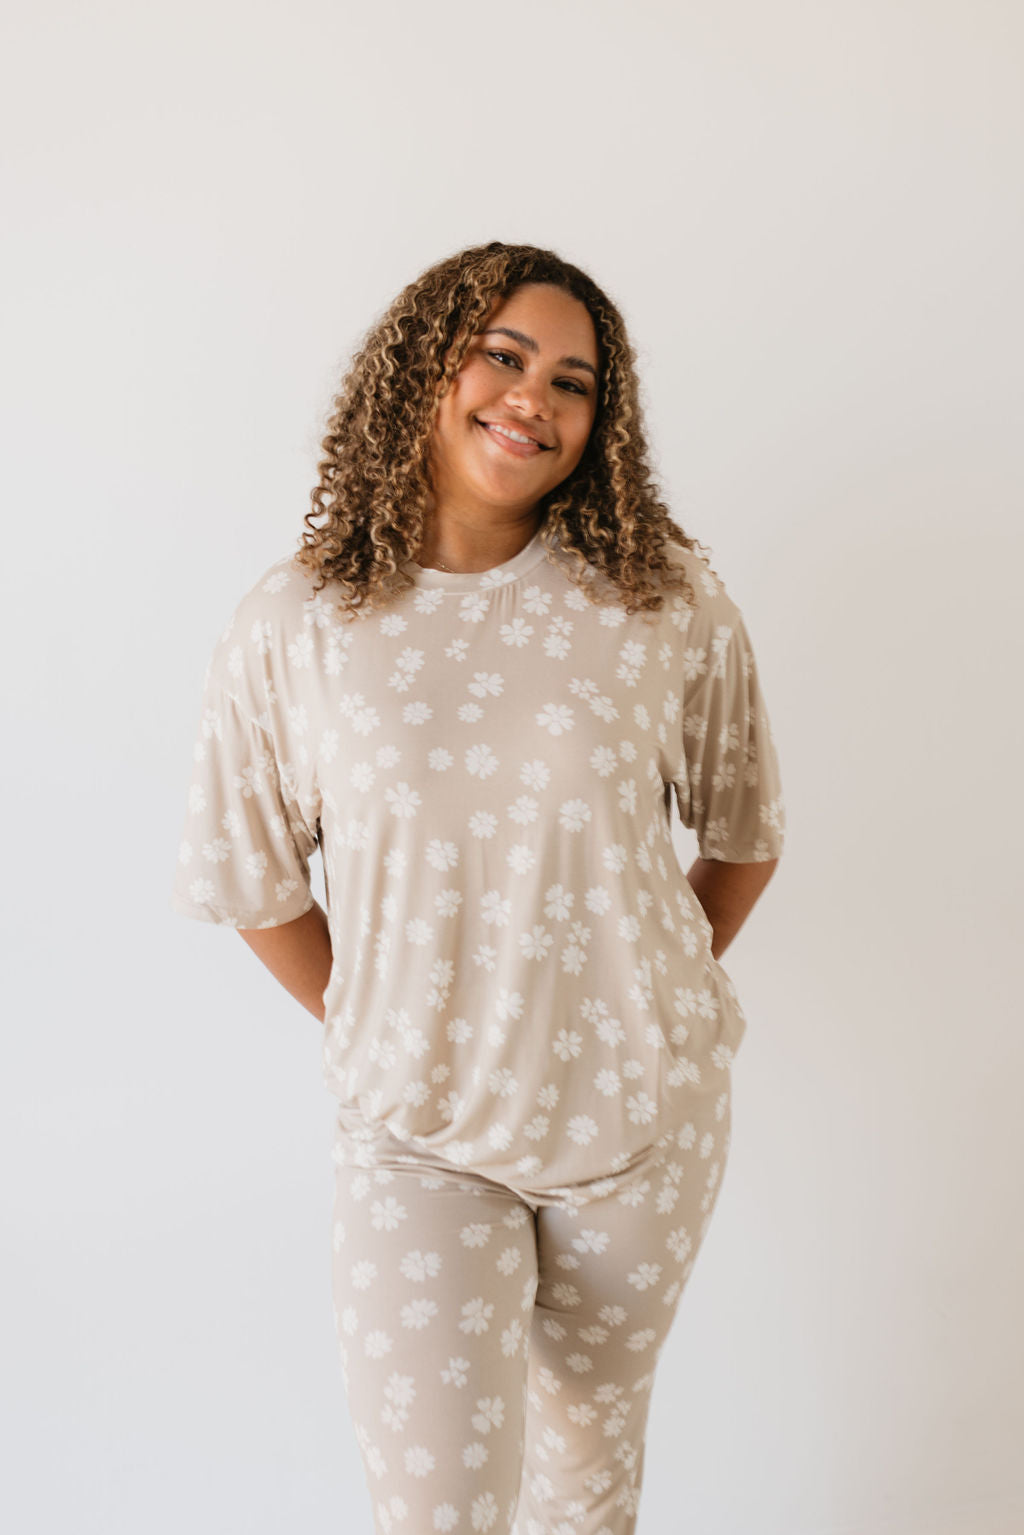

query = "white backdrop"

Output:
[[3, 2, 1022, 1531]]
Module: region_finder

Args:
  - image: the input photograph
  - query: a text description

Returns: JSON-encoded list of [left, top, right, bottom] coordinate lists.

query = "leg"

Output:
[[513, 1079, 734, 1535], [331, 1145, 540, 1534]]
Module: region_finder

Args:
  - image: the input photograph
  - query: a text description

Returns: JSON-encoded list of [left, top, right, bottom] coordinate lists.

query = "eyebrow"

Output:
[[480, 327, 598, 381]]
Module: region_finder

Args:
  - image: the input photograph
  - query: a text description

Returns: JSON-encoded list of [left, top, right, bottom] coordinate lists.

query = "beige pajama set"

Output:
[[171, 522, 786, 1534]]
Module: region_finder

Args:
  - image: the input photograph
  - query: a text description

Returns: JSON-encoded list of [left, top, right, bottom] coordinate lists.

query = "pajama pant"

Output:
[[329, 1075, 733, 1535]]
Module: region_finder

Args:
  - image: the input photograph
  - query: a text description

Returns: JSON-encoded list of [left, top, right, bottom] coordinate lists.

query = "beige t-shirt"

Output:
[[170, 524, 785, 1191]]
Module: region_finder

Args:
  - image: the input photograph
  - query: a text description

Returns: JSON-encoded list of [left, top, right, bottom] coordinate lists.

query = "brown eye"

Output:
[[488, 351, 588, 396]]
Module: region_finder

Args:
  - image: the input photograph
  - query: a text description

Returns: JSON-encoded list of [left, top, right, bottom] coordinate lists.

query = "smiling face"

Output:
[[427, 282, 600, 528]]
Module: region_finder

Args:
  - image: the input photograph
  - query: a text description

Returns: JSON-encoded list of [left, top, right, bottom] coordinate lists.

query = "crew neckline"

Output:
[[403, 523, 550, 591]]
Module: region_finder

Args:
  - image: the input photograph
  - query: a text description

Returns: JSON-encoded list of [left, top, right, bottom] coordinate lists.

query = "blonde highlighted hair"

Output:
[[295, 240, 711, 619]]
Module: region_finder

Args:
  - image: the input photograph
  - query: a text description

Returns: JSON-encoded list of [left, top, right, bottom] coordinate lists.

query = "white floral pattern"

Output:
[[330, 1084, 732, 1534], [171, 525, 785, 1190]]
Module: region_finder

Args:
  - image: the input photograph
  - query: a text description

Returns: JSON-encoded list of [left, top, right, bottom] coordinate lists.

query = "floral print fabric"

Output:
[[170, 523, 785, 1191], [330, 1078, 732, 1535]]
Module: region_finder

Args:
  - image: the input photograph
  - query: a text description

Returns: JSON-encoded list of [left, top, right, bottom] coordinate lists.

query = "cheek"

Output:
[[451, 354, 488, 391], [567, 414, 596, 461], [444, 374, 485, 427], [435, 391, 467, 439]]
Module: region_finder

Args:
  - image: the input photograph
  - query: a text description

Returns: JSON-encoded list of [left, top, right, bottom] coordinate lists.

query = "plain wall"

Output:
[[2, 1, 1022, 1531]]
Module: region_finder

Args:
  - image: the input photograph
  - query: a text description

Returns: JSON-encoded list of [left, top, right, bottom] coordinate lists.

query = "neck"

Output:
[[417, 512, 543, 573]]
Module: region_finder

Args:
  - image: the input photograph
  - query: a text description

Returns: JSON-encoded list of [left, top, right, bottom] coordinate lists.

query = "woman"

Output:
[[171, 240, 785, 1534]]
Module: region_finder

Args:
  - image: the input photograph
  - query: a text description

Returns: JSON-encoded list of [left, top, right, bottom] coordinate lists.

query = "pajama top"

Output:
[[170, 523, 786, 1191]]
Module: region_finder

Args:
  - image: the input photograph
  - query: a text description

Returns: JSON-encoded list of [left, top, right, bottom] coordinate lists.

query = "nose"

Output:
[[501, 371, 554, 418]]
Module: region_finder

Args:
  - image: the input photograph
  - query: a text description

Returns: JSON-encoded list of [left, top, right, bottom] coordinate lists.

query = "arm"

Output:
[[236, 900, 334, 1023], [686, 856, 779, 960]]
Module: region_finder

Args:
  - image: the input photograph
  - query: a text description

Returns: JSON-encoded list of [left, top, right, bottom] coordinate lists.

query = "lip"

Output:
[[475, 418, 553, 456]]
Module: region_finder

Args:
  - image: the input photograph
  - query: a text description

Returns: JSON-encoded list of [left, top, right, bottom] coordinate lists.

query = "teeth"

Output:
[[487, 423, 537, 446]]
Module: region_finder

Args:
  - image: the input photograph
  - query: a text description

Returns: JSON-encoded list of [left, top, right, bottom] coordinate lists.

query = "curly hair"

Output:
[[294, 240, 713, 622]]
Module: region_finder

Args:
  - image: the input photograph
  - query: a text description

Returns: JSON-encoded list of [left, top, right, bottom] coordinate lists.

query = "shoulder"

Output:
[[660, 537, 744, 633], [222, 550, 325, 635], [202, 550, 330, 704]]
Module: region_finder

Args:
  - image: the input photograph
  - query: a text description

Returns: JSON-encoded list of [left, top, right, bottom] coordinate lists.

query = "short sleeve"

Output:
[[671, 564, 786, 863], [170, 671, 318, 929]]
